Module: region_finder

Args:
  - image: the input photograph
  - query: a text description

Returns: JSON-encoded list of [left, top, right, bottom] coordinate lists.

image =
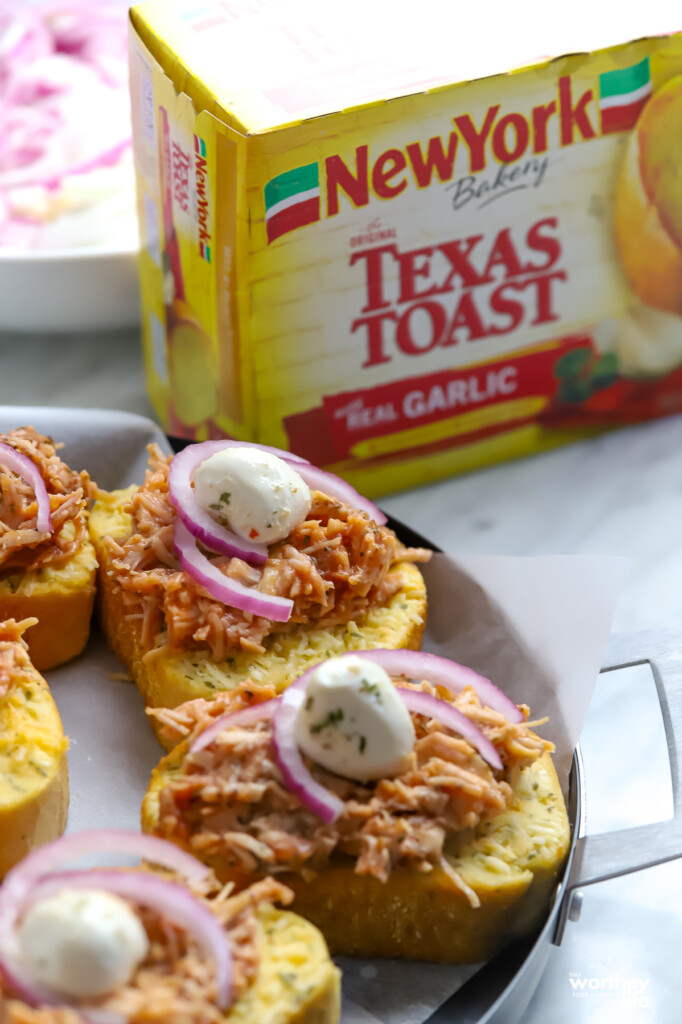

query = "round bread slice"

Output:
[[0, 635, 69, 877], [142, 747, 569, 964], [89, 488, 427, 749]]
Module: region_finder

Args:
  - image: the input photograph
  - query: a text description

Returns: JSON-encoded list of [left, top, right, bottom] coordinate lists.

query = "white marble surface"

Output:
[[1, 325, 680, 1023], [381, 415, 682, 637]]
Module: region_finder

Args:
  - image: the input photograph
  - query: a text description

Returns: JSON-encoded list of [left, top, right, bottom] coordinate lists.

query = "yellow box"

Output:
[[129, 1, 682, 496]]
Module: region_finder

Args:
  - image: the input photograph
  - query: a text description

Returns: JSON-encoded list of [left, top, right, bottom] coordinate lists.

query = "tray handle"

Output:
[[554, 626, 682, 944]]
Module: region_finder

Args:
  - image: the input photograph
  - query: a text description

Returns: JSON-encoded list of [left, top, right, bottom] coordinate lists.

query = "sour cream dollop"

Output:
[[294, 656, 416, 781], [19, 888, 149, 999], [193, 447, 311, 545]]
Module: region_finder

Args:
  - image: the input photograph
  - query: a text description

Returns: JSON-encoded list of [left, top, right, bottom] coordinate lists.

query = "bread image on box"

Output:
[[129, 3, 682, 495], [608, 73, 682, 380], [142, 650, 570, 963], [0, 428, 98, 671], [0, 830, 340, 1024], [0, 618, 69, 878], [89, 442, 428, 746], [615, 74, 682, 316]]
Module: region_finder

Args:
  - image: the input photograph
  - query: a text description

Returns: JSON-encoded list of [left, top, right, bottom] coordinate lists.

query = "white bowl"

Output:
[[0, 241, 141, 333]]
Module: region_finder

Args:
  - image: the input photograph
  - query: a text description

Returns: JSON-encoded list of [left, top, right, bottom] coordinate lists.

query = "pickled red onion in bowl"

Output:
[[0, 1, 137, 253]]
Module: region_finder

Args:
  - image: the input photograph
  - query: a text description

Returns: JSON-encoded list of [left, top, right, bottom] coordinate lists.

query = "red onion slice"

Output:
[[0, 440, 51, 533], [291, 463, 387, 525], [397, 687, 503, 771], [362, 650, 523, 722], [168, 443, 268, 565], [1, 869, 232, 1013], [190, 699, 279, 755], [272, 688, 345, 825], [286, 650, 523, 722], [0, 829, 211, 935], [174, 520, 293, 623], [56, 138, 131, 180]]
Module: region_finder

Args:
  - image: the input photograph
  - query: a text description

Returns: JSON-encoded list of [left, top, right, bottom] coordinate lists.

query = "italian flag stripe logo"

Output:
[[194, 135, 207, 158], [264, 163, 320, 244], [599, 57, 651, 134]]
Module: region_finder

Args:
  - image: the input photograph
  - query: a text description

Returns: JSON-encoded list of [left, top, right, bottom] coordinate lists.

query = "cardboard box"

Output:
[[129, 0, 682, 496]]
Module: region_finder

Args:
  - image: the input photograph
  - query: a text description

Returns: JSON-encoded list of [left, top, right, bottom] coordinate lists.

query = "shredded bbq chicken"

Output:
[[0, 617, 37, 700], [0, 428, 93, 576], [1, 876, 291, 1024], [155, 683, 553, 902], [148, 681, 279, 749], [103, 445, 430, 659]]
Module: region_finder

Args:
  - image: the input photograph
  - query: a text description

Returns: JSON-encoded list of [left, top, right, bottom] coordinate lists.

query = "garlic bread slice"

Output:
[[0, 619, 69, 877], [143, 748, 568, 964], [0, 529, 97, 671]]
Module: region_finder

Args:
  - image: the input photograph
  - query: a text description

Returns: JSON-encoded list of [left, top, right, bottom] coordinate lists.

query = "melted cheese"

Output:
[[227, 903, 340, 1023], [447, 754, 570, 889], [0, 518, 98, 598], [0, 667, 67, 811]]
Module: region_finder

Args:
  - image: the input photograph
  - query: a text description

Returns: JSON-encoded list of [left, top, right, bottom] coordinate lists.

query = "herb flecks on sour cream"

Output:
[[193, 448, 311, 545], [294, 655, 415, 781]]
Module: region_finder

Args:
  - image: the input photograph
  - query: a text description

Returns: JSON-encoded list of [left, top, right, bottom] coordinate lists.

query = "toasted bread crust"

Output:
[[0, 536, 97, 671], [0, 587, 95, 672], [142, 748, 569, 963], [90, 490, 427, 747], [229, 903, 340, 1024], [0, 755, 68, 879], [0, 653, 69, 878]]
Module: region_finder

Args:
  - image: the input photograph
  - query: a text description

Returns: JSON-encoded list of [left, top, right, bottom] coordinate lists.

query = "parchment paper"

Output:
[[0, 408, 628, 1024]]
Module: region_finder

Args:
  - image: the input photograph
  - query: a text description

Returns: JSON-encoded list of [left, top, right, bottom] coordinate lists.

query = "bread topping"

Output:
[[100, 446, 429, 659]]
